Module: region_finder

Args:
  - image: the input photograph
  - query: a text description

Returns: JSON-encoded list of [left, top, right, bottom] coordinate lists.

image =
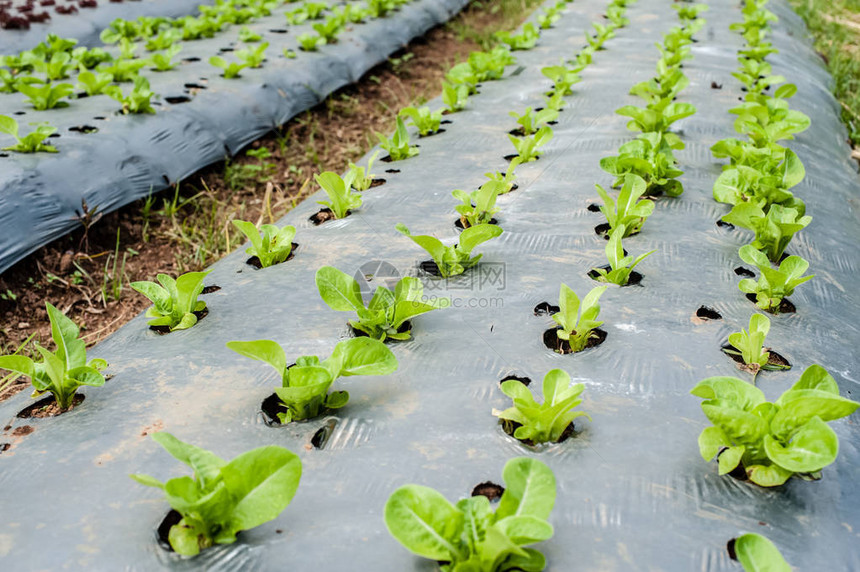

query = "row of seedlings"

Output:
[[690, 0, 857, 569]]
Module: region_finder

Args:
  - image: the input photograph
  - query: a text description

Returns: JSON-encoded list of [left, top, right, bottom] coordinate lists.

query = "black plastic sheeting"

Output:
[[0, 0, 470, 275], [1, 0, 859, 569], [0, 1, 216, 55]]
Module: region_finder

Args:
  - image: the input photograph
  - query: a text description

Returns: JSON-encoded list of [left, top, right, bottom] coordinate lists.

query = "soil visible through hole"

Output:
[[17, 394, 85, 418], [543, 327, 607, 354]]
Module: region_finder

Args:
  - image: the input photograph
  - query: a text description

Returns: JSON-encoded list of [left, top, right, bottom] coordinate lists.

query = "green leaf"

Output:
[[384, 485, 464, 561], [746, 463, 793, 487], [764, 417, 838, 473], [718, 445, 745, 475], [45, 302, 87, 369], [733, 533, 792, 572], [458, 223, 503, 255], [690, 376, 765, 411], [316, 266, 365, 312], [129, 473, 164, 489], [328, 337, 397, 377], [226, 340, 288, 377], [698, 426, 730, 461], [496, 457, 556, 521]]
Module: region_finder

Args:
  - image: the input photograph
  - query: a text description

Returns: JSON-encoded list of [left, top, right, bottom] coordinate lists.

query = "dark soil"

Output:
[[17, 394, 85, 418], [310, 208, 338, 225], [543, 327, 607, 354], [721, 343, 791, 372], [500, 418, 577, 446], [471, 481, 505, 501], [454, 217, 499, 230], [744, 293, 796, 314], [733, 266, 755, 278], [533, 302, 559, 316], [587, 265, 643, 286], [695, 306, 722, 321], [261, 392, 289, 427], [156, 510, 184, 552], [499, 374, 531, 386], [349, 320, 412, 340]]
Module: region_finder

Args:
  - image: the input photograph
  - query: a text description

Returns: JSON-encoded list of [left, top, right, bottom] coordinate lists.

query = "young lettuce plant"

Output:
[[599, 132, 684, 197], [453, 181, 504, 228], [692, 365, 859, 486], [0, 116, 58, 153], [508, 125, 553, 163], [494, 22, 540, 51], [385, 457, 556, 571], [496, 369, 590, 444], [484, 156, 521, 194], [399, 106, 442, 136], [591, 224, 655, 286], [616, 102, 696, 134], [0, 302, 107, 411], [594, 174, 654, 238], [209, 55, 248, 78], [345, 151, 380, 192], [297, 32, 326, 51], [510, 107, 558, 136], [442, 81, 470, 113], [130, 432, 302, 556], [729, 533, 791, 572], [236, 42, 268, 68], [105, 76, 157, 114], [541, 65, 580, 96], [15, 79, 74, 110], [396, 223, 503, 278], [377, 116, 419, 161], [315, 171, 362, 219], [149, 45, 182, 71], [723, 313, 788, 376], [231, 220, 297, 268], [226, 337, 397, 423], [550, 284, 607, 353], [131, 271, 210, 331], [721, 203, 811, 263], [315, 266, 449, 341], [738, 245, 813, 313], [77, 70, 114, 95]]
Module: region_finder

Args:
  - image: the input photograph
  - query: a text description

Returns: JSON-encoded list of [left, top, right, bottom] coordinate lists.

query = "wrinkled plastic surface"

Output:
[[0, 0, 469, 274], [0, 1, 216, 55], [1, 0, 859, 570]]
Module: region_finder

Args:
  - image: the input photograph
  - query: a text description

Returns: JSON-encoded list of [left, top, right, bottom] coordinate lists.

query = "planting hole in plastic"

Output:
[[69, 125, 98, 134], [499, 374, 531, 386], [533, 301, 559, 316], [695, 306, 722, 321], [471, 481, 504, 501], [309, 208, 338, 225], [246, 243, 299, 269], [200, 285, 221, 295], [17, 394, 84, 418], [734, 266, 755, 278], [350, 320, 411, 340], [454, 217, 498, 231], [721, 343, 791, 371], [149, 309, 208, 335], [716, 219, 735, 230], [311, 419, 338, 449], [165, 96, 191, 105], [587, 265, 643, 286], [543, 327, 607, 354]]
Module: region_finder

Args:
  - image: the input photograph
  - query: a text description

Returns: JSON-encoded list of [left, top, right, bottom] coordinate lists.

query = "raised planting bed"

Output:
[[0, 0, 858, 569]]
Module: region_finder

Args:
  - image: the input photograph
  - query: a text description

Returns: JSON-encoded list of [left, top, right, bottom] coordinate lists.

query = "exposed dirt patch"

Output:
[[471, 481, 504, 501], [17, 394, 85, 418]]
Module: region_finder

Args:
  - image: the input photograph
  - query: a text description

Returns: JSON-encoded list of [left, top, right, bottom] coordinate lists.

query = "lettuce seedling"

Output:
[[227, 337, 397, 422], [594, 174, 654, 238], [467, 47, 514, 81], [15, 79, 74, 110], [692, 365, 859, 486], [96, 56, 148, 82], [345, 151, 379, 192], [495, 22, 539, 50], [149, 45, 182, 71], [543, 91, 566, 112], [131, 432, 302, 556], [209, 55, 248, 78], [730, 533, 791, 572], [442, 81, 470, 113], [232, 220, 297, 268], [616, 102, 696, 133], [484, 156, 521, 194], [453, 181, 504, 228], [313, 15, 345, 43], [712, 159, 803, 210], [537, 10, 560, 29], [541, 65, 580, 96], [77, 70, 114, 95], [315, 171, 362, 219], [510, 107, 558, 136], [131, 271, 210, 331], [600, 132, 684, 197], [316, 266, 449, 341], [730, 98, 810, 147], [397, 223, 503, 278], [723, 313, 787, 376], [297, 32, 326, 51], [551, 284, 607, 353], [629, 67, 689, 108], [72, 46, 113, 69], [592, 224, 655, 286], [105, 76, 156, 114], [0, 115, 58, 153], [738, 245, 813, 313], [0, 302, 107, 411], [238, 26, 262, 43], [399, 106, 442, 136], [385, 457, 556, 571], [377, 116, 419, 161], [496, 369, 590, 444], [721, 203, 811, 263], [236, 42, 268, 68], [508, 125, 553, 162]]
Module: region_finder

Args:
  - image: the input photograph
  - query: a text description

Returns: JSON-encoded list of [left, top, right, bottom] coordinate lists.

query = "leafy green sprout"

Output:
[[105, 76, 157, 114], [722, 203, 811, 263], [510, 107, 558, 136], [377, 116, 419, 161], [399, 106, 442, 136], [484, 156, 521, 194], [15, 79, 75, 110], [730, 533, 791, 572], [692, 365, 858, 487], [131, 433, 302, 556], [315, 171, 362, 219], [297, 32, 326, 51], [77, 70, 115, 95], [594, 173, 655, 238], [226, 337, 397, 423], [508, 125, 553, 162], [231, 220, 297, 268], [496, 369, 590, 444], [591, 224, 655, 286], [239, 26, 262, 42], [396, 223, 504, 278], [149, 45, 182, 71], [385, 457, 557, 571], [0, 115, 58, 153], [453, 180, 504, 228], [315, 266, 449, 341], [737, 245, 813, 313], [345, 151, 380, 192], [236, 42, 268, 68], [494, 22, 540, 51], [131, 271, 210, 332], [209, 55, 249, 78], [550, 284, 607, 353], [0, 302, 107, 411], [541, 65, 580, 96], [723, 313, 789, 377], [442, 81, 470, 113]]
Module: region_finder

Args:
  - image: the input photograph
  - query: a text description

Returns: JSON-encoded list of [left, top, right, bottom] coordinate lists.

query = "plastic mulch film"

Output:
[[0, 0, 470, 274], [1, 0, 858, 569], [0, 1, 218, 55]]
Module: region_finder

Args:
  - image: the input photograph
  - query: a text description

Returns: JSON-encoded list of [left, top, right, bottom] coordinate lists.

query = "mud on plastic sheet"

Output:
[[0, 0, 217, 55], [1, 0, 859, 570], [0, 0, 470, 274]]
